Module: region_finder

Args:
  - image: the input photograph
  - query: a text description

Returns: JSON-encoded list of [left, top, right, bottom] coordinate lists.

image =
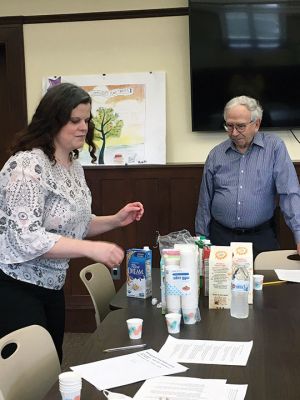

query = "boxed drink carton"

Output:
[[209, 245, 232, 309], [126, 248, 152, 299]]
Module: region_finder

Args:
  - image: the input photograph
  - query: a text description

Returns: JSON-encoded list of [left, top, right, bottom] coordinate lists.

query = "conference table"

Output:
[[44, 268, 300, 400]]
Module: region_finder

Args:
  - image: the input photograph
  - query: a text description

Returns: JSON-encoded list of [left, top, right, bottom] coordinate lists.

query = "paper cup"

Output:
[[126, 318, 143, 339], [165, 265, 181, 314], [59, 372, 82, 386], [60, 388, 81, 400], [253, 274, 264, 290], [59, 372, 82, 400], [165, 313, 181, 334], [182, 308, 197, 324], [166, 303, 181, 314]]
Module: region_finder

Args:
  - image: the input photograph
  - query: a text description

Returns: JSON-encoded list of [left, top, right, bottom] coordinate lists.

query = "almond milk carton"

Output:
[[209, 245, 232, 309], [126, 248, 152, 299], [231, 242, 253, 304]]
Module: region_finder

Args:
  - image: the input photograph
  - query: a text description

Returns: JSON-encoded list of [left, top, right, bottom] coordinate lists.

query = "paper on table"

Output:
[[159, 335, 253, 366], [275, 269, 300, 283], [133, 377, 248, 400], [71, 349, 188, 390], [226, 384, 248, 400], [133, 376, 227, 400]]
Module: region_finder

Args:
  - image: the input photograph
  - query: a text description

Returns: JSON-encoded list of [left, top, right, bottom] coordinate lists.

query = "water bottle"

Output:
[[230, 265, 249, 319]]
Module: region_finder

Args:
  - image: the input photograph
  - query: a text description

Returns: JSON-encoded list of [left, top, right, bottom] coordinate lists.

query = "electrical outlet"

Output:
[[111, 266, 121, 280]]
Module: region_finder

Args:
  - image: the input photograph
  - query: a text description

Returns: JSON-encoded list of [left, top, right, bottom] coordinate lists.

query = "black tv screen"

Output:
[[189, 0, 300, 131]]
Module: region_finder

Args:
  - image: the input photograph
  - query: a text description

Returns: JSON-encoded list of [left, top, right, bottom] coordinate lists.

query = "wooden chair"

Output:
[[254, 250, 300, 270], [0, 325, 61, 400], [80, 263, 116, 327]]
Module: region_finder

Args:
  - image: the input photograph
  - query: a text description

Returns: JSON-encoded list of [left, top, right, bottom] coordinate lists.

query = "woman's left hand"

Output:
[[115, 202, 144, 227]]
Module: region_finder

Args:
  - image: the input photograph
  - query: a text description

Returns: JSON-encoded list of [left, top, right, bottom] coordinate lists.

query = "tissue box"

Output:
[[126, 248, 152, 299]]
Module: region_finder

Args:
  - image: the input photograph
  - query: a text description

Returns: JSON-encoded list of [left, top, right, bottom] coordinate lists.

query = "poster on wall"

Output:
[[42, 72, 166, 165]]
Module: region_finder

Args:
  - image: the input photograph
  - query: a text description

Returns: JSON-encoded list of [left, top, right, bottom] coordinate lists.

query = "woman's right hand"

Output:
[[44, 237, 125, 268], [88, 241, 125, 268]]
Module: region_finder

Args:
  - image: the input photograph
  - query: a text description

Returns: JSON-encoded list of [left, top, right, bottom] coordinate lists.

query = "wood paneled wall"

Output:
[[65, 162, 300, 332]]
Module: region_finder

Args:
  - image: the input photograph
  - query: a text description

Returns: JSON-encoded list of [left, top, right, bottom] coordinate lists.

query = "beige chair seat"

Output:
[[80, 262, 116, 328], [254, 250, 300, 270], [0, 325, 61, 400]]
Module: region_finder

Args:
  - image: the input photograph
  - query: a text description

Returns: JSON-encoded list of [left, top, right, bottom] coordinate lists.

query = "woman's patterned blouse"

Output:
[[0, 148, 92, 289]]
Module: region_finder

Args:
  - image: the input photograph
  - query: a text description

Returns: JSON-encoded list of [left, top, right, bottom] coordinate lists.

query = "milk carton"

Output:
[[126, 247, 152, 299]]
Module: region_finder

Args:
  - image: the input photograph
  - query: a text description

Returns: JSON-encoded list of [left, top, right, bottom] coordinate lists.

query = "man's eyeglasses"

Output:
[[224, 120, 254, 133]]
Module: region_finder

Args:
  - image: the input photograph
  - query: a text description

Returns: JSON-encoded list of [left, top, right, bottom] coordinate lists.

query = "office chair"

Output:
[[80, 262, 116, 327], [254, 250, 300, 270], [0, 325, 61, 400]]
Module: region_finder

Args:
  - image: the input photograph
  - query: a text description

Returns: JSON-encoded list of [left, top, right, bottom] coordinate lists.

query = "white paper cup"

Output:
[[165, 313, 181, 334], [253, 274, 264, 290], [166, 304, 181, 314], [59, 372, 82, 386], [182, 308, 197, 324], [60, 388, 81, 400], [126, 318, 143, 339], [59, 372, 82, 400]]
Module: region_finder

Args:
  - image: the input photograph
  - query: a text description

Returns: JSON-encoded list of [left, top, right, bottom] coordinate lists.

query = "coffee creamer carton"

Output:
[[126, 248, 152, 299]]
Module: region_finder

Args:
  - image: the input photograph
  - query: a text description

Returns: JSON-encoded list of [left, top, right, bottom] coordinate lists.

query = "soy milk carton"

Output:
[[126, 247, 152, 299]]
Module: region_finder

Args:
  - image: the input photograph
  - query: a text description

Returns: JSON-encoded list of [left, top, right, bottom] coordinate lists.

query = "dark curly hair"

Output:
[[10, 83, 97, 163]]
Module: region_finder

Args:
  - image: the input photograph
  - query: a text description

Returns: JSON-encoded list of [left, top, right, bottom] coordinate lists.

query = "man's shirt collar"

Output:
[[225, 131, 265, 153]]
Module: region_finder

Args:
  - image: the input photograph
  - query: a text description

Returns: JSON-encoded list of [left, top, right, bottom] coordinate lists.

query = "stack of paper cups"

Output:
[[177, 245, 199, 324], [165, 264, 181, 313], [59, 371, 82, 400]]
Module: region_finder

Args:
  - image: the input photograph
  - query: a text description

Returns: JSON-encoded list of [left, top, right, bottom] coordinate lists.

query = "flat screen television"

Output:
[[189, 0, 300, 131]]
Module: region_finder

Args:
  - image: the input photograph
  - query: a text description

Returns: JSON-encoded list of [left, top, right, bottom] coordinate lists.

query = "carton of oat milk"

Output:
[[126, 247, 152, 299]]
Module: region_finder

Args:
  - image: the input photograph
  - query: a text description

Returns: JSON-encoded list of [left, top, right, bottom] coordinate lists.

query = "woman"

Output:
[[0, 83, 144, 362]]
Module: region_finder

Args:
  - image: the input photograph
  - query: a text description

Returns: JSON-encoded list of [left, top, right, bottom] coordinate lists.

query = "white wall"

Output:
[[2, 0, 300, 162], [0, 0, 187, 15]]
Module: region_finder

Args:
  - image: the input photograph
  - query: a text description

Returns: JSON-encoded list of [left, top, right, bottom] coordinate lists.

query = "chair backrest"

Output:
[[0, 325, 61, 400], [254, 250, 300, 270], [80, 262, 116, 327]]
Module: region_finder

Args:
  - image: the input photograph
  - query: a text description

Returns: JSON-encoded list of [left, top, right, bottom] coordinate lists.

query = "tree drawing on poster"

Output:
[[42, 73, 166, 165], [93, 107, 123, 164], [91, 83, 145, 165]]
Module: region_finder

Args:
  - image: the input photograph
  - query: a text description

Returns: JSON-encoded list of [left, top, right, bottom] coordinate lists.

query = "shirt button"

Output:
[[237, 217, 240, 220], [241, 170, 244, 173], [240, 185, 243, 189], [238, 201, 241, 205]]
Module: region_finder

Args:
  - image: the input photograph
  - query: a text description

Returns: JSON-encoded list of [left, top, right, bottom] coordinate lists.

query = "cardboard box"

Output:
[[209, 246, 232, 309]]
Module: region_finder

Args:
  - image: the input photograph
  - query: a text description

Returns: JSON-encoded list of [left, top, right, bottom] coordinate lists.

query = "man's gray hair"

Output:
[[224, 95, 263, 122]]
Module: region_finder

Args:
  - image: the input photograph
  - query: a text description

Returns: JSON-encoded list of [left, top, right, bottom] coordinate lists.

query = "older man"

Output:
[[195, 95, 300, 258]]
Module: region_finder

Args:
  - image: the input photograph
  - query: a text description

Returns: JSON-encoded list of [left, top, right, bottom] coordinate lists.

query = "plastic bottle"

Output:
[[195, 235, 206, 289], [230, 265, 250, 319]]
